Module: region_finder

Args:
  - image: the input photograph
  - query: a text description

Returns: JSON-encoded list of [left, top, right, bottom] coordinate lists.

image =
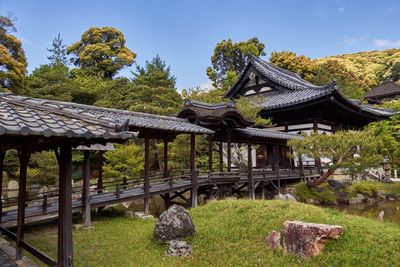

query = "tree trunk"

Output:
[[307, 168, 334, 187]]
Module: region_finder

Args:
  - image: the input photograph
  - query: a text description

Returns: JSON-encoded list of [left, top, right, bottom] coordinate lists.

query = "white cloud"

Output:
[[343, 35, 359, 45], [338, 6, 345, 12], [198, 81, 214, 91], [373, 39, 400, 48]]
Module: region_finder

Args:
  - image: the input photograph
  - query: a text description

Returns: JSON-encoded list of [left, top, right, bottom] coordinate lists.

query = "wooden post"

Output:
[[163, 139, 171, 185], [144, 135, 150, 214], [97, 151, 104, 193], [218, 141, 223, 172], [16, 150, 29, 260], [58, 143, 73, 267], [82, 150, 91, 228], [208, 135, 213, 172], [298, 154, 304, 179], [190, 133, 197, 208], [247, 141, 254, 200], [227, 130, 232, 172], [0, 150, 5, 222], [275, 146, 281, 193]]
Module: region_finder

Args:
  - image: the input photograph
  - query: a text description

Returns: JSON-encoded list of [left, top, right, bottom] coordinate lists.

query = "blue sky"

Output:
[[1, 0, 400, 89]]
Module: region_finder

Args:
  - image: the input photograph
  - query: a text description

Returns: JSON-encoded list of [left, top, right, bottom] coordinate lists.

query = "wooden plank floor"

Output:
[[0, 172, 304, 227]]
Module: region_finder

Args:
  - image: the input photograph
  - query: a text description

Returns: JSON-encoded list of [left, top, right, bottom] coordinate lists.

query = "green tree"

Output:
[[269, 51, 315, 80], [67, 27, 136, 79], [126, 55, 182, 115], [26, 63, 73, 101], [0, 15, 27, 92], [133, 55, 176, 88], [103, 142, 144, 182], [289, 131, 383, 187], [207, 38, 266, 91], [311, 60, 366, 99], [47, 33, 68, 65]]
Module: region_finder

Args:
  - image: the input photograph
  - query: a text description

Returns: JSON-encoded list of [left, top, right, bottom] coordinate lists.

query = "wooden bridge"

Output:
[[0, 167, 318, 227]]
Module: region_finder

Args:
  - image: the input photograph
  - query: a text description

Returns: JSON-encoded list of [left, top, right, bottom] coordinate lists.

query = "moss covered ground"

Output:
[[24, 199, 400, 266]]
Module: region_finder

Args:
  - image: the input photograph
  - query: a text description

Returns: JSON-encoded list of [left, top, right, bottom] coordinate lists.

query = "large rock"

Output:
[[274, 193, 297, 202], [283, 221, 344, 258], [265, 230, 281, 250], [154, 204, 195, 242], [348, 194, 366, 205], [165, 240, 192, 257], [327, 179, 351, 190]]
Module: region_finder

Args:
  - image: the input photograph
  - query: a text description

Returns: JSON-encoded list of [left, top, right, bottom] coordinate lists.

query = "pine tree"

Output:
[[47, 33, 68, 65]]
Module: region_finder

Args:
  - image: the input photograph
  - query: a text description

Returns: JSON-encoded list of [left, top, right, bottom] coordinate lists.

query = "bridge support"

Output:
[[144, 135, 150, 214], [82, 151, 91, 228], [247, 141, 254, 200], [58, 142, 73, 267], [16, 150, 30, 260], [190, 133, 198, 208]]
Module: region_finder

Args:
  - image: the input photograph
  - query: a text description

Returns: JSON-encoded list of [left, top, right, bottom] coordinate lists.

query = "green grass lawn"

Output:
[[25, 199, 400, 266]]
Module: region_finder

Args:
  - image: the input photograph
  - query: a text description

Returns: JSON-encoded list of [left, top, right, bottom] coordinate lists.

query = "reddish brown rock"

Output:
[[265, 230, 281, 249], [283, 221, 344, 258]]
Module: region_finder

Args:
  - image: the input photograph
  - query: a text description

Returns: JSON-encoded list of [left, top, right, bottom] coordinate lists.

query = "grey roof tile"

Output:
[[234, 127, 303, 140]]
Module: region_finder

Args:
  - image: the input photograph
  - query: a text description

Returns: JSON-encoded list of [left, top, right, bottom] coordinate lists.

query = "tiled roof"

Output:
[[234, 127, 303, 140], [0, 94, 134, 140], [1, 94, 214, 136], [364, 81, 400, 98]]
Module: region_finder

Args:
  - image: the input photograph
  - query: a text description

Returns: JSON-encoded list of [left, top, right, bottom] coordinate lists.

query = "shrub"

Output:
[[350, 182, 379, 197], [294, 183, 336, 204]]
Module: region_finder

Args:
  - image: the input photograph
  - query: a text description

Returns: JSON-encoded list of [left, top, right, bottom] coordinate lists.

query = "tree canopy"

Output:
[[207, 37, 266, 91], [0, 15, 27, 92], [289, 131, 383, 187], [67, 26, 136, 79]]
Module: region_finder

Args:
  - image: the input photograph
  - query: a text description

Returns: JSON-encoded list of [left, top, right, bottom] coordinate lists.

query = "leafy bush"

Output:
[[294, 183, 336, 204], [350, 182, 379, 197]]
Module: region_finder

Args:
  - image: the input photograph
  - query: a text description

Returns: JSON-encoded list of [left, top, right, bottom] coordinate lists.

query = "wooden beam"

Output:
[[97, 151, 104, 193], [190, 133, 197, 208], [82, 150, 91, 228], [163, 139, 170, 186], [16, 150, 30, 260], [144, 135, 150, 214], [0, 150, 5, 222], [247, 141, 254, 200], [227, 130, 232, 172], [58, 143, 73, 267], [218, 141, 223, 172], [208, 135, 213, 172]]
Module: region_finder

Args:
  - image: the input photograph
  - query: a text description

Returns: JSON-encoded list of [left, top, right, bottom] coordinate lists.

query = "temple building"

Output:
[[224, 55, 393, 134], [364, 81, 400, 104]]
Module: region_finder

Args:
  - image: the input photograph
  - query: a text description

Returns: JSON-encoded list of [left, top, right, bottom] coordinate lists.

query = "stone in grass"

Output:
[[283, 221, 344, 258], [154, 204, 195, 242], [166, 240, 192, 257], [265, 230, 281, 250]]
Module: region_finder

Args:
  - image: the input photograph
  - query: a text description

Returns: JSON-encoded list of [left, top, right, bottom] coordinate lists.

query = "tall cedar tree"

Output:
[[0, 15, 27, 92]]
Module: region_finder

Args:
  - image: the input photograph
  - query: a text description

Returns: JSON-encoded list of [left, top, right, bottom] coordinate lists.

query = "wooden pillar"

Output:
[[190, 133, 197, 208], [273, 146, 281, 193], [144, 135, 150, 214], [0, 150, 5, 222], [218, 141, 223, 172], [163, 139, 171, 208], [16, 150, 29, 260], [97, 151, 104, 193], [208, 135, 213, 172], [82, 150, 91, 228], [58, 143, 73, 267], [227, 130, 232, 172], [247, 141, 254, 200]]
